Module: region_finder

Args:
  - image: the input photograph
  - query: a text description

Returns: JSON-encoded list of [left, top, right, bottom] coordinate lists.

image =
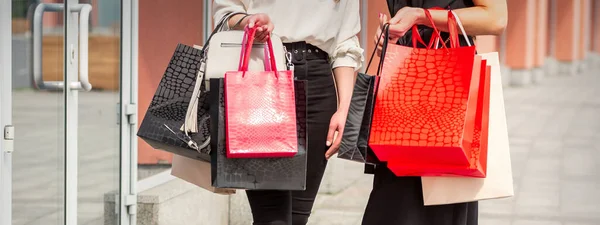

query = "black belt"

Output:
[[283, 42, 329, 63]]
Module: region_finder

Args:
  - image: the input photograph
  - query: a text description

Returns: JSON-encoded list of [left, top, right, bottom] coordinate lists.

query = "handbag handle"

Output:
[[200, 12, 248, 55], [238, 26, 278, 73]]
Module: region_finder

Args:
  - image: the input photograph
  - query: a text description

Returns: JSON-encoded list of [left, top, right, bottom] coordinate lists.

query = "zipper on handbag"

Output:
[[220, 43, 265, 48]]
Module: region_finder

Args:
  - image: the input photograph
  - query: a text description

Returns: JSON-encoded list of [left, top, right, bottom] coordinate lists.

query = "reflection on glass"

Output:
[[12, 0, 65, 224], [11, 0, 122, 224], [77, 0, 121, 222]]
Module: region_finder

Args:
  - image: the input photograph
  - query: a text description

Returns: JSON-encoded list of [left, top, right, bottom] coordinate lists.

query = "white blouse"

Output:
[[213, 0, 364, 70]]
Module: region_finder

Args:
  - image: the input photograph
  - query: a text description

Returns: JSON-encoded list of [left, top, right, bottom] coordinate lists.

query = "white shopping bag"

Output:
[[421, 52, 514, 205]]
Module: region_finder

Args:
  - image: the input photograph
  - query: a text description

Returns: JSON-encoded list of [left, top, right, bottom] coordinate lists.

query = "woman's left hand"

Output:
[[325, 110, 349, 160]]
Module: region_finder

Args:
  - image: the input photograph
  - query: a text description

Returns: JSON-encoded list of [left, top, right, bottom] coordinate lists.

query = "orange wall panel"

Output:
[[505, 0, 536, 69], [546, 0, 553, 56], [553, 0, 579, 61], [592, 0, 597, 52], [365, 1, 390, 75], [591, 0, 600, 54], [534, 0, 548, 66], [578, 0, 588, 59], [138, 0, 205, 164]]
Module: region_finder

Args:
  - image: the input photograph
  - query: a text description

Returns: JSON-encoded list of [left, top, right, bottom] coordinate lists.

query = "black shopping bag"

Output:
[[338, 29, 389, 166], [137, 44, 211, 162], [209, 78, 308, 190], [337, 73, 380, 165]]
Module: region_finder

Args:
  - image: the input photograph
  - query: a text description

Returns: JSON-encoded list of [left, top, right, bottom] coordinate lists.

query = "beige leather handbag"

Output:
[[181, 12, 290, 133]]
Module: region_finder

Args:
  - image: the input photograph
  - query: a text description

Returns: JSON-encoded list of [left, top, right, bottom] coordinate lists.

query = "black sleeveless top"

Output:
[[386, 0, 475, 48]]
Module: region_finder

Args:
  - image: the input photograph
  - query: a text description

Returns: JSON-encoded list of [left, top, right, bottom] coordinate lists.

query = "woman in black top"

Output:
[[362, 1, 507, 225]]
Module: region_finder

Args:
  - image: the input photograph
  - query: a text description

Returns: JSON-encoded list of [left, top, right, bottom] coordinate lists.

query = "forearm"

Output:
[[227, 14, 249, 30], [416, 1, 507, 35], [332, 67, 356, 111]]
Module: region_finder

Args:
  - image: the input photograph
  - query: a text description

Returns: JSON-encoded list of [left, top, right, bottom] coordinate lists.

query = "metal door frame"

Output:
[[120, 0, 139, 224], [0, 0, 138, 224], [0, 0, 14, 224]]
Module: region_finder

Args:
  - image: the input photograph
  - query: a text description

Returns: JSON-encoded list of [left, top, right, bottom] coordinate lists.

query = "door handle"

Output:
[[32, 3, 93, 91]]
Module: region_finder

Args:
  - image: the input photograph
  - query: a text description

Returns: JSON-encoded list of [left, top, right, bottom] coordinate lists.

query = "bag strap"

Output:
[[376, 24, 391, 77], [199, 11, 248, 55], [411, 9, 448, 50], [429, 8, 473, 49], [238, 26, 278, 73], [365, 23, 390, 76]]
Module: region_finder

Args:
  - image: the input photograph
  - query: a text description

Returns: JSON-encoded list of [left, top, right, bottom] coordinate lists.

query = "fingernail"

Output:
[[326, 141, 331, 146], [379, 13, 382, 18]]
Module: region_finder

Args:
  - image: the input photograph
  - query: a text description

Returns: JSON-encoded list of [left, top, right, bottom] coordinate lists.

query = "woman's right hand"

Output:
[[373, 13, 397, 56], [374, 8, 425, 56], [245, 13, 274, 42]]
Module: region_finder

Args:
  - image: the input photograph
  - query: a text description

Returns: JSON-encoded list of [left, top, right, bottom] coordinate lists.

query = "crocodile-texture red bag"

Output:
[[224, 26, 298, 158], [369, 9, 488, 177], [387, 56, 491, 177]]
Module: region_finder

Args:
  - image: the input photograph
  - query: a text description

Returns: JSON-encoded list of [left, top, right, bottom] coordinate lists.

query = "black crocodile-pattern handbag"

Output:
[[137, 44, 212, 162], [209, 78, 308, 191]]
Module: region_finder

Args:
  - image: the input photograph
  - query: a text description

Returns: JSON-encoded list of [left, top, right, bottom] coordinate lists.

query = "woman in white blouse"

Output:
[[213, 1, 363, 224]]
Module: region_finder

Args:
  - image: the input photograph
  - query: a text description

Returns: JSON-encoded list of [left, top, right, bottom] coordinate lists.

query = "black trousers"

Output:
[[361, 164, 479, 225], [245, 42, 338, 225]]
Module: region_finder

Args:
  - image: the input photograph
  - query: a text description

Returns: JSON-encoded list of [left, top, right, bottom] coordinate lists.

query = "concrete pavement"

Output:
[[9, 68, 600, 224], [306, 70, 600, 225]]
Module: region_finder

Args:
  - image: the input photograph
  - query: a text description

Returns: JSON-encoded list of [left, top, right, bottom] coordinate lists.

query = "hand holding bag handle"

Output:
[[238, 26, 279, 73], [429, 8, 473, 49], [364, 23, 391, 77], [410, 9, 449, 50], [225, 26, 298, 159]]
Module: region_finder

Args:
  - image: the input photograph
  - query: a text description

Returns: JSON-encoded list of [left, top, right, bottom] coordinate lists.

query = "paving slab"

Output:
[[308, 72, 600, 224], [9, 70, 600, 224]]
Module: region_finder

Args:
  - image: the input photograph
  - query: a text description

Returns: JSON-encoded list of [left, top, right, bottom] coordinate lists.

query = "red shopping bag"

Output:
[[224, 26, 298, 158], [368, 9, 484, 175], [387, 58, 492, 177]]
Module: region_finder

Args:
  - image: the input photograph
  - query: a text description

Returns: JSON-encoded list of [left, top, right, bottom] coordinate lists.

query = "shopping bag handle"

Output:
[[448, 10, 472, 47], [410, 9, 448, 50], [238, 26, 279, 73], [364, 23, 390, 76], [428, 8, 473, 49]]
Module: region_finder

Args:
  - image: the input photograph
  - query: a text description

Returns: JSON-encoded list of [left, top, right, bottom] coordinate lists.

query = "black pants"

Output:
[[361, 164, 479, 225], [245, 42, 338, 225]]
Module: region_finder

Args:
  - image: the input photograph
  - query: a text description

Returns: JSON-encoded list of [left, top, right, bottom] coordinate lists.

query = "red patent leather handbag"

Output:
[[224, 26, 298, 158]]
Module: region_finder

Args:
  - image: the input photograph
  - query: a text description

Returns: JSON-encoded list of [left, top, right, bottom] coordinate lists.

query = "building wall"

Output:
[[137, 0, 205, 164]]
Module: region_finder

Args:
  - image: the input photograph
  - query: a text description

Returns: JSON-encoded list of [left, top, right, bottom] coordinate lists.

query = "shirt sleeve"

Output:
[[213, 0, 247, 29], [330, 1, 364, 70]]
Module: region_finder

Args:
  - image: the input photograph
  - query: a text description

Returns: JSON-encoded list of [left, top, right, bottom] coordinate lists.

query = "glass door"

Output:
[[1, 0, 135, 224]]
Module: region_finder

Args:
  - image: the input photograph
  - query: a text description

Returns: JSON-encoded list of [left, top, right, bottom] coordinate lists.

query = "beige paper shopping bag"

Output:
[[171, 155, 236, 195], [421, 52, 514, 206]]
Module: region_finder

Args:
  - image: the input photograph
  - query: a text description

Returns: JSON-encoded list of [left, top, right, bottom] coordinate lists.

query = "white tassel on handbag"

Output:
[[180, 45, 207, 134]]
